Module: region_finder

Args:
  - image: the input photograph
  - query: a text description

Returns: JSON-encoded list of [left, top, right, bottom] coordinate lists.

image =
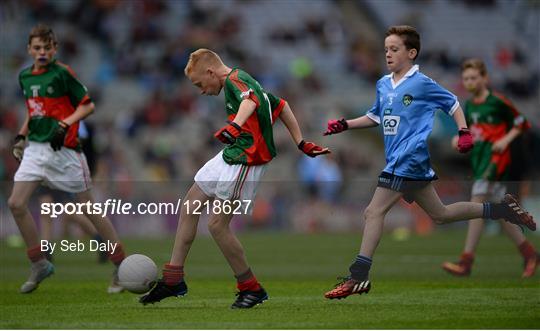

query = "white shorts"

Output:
[[471, 179, 506, 202], [194, 151, 267, 214], [14, 141, 92, 193]]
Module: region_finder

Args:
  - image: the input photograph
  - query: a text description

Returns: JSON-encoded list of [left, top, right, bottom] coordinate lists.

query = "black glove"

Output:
[[12, 134, 26, 162], [50, 121, 69, 151]]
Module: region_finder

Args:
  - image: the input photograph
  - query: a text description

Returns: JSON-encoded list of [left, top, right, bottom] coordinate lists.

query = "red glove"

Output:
[[298, 140, 330, 157], [324, 118, 348, 136], [214, 121, 242, 144], [457, 128, 473, 153]]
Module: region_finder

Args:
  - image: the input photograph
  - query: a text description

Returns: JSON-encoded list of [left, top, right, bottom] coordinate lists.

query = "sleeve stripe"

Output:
[[448, 101, 460, 116], [229, 71, 260, 107], [76, 95, 92, 108], [272, 99, 286, 120], [366, 112, 380, 124]]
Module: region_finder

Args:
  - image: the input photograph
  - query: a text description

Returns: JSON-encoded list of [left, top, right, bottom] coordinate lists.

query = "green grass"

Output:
[[1, 231, 539, 329]]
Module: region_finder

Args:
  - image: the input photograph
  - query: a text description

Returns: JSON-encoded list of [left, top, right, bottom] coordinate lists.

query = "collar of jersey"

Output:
[[226, 67, 238, 80], [31, 58, 57, 75], [388, 64, 419, 89]]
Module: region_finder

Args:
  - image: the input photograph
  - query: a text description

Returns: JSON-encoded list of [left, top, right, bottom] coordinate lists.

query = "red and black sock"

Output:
[[27, 245, 45, 263], [460, 252, 475, 267], [518, 241, 536, 260], [109, 243, 126, 266], [235, 268, 261, 292], [163, 264, 184, 286]]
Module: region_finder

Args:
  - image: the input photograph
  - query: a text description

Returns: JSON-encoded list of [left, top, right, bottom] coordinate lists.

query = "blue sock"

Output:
[[483, 202, 509, 220], [349, 255, 372, 281]]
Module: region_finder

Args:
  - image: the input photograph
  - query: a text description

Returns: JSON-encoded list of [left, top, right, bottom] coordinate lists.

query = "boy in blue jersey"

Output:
[[322, 26, 536, 300]]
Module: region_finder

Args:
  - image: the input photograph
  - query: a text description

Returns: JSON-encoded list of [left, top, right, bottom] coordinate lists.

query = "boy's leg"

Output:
[[140, 183, 209, 304], [206, 202, 267, 308], [499, 221, 539, 278], [442, 195, 486, 276], [66, 213, 108, 263], [8, 181, 41, 247], [74, 189, 126, 293], [412, 184, 535, 230], [412, 183, 483, 223], [37, 194, 55, 261], [325, 187, 402, 299], [8, 181, 55, 293]]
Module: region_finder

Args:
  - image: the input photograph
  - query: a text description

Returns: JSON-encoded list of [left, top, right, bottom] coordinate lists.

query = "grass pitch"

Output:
[[1, 231, 539, 329]]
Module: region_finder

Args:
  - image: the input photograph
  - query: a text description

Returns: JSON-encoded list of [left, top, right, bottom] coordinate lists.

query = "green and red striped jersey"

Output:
[[222, 68, 285, 165], [465, 90, 530, 181], [19, 59, 91, 149]]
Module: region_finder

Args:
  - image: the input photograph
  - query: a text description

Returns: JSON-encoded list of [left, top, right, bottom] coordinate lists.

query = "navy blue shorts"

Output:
[[377, 172, 437, 203]]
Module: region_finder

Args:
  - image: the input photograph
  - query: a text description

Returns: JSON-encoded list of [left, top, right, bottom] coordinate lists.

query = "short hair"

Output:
[[461, 58, 487, 76], [385, 25, 420, 60], [28, 23, 57, 46], [184, 48, 223, 76]]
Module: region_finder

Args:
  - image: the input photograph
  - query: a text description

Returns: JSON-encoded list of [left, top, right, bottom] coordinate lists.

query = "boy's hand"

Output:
[[492, 138, 509, 153], [298, 140, 331, 157], [12, 134, 26, 162], [324, 118, 348, 136], [50, 121, 69, 151], [214, 121, 242, 144], [457, 128, 473, 153]]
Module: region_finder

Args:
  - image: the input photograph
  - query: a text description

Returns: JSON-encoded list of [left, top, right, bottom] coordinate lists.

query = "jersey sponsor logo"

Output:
[[226, 103, 234, 110], [383, 115, 400, 135], [28, 99, 45, 117], [402, 94, 413, 106], [384, 108, 392, 115]]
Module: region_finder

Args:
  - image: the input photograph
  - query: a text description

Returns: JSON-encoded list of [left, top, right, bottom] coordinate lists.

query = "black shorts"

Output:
[[377, 172, 437, 203]]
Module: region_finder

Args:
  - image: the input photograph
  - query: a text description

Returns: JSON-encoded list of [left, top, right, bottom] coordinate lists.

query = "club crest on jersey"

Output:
[[402, 94, 413, 106], [384, 108, 392, 115], [47, 86, 54, 94]]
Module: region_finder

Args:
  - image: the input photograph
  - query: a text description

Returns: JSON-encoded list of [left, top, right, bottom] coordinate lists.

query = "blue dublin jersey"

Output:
[[366, 65, 459, 179]]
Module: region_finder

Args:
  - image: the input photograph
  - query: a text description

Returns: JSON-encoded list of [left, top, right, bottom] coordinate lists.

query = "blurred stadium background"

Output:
[[1, 0, 539, 239]]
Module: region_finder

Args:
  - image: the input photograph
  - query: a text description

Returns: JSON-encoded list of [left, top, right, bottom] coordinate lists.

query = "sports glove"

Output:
[[12, 134, 26, 162], [324, 118, 348, 136], [50, 121, 69, 151], [298, 140, 330, 157], [214, 121, 242, 144], [457, 128, 473, 153]]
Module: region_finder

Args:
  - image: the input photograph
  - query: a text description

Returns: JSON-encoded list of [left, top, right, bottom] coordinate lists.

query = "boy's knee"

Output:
[[207, 218, 226, 235], [363, 206, 382, 221], [8, 196, 25, 214], [429, 211, 449, 224]]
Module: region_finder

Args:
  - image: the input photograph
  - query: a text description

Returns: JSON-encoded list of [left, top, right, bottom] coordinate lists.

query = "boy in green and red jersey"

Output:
[[8, 24, 126, 293], [442, 58, 538, 278], [140, 48, 330, 308]]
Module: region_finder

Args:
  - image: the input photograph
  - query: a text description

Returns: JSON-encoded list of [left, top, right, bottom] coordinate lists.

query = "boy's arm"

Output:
[[214, 99, 257, 144], [12, 113, 30, 162], [347, 116, 379, 129], [18, 113, 30, 136], [279, 102, 330, 157], [278, 102, 302, 145], [63, 101, 95, 126], [324, 115, 378, 136], [452, 106, 468, 130], [492, 127, 521, 153]]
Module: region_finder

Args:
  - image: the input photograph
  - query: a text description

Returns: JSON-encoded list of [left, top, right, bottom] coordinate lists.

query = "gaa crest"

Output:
[[402, 94, 413, 107]]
